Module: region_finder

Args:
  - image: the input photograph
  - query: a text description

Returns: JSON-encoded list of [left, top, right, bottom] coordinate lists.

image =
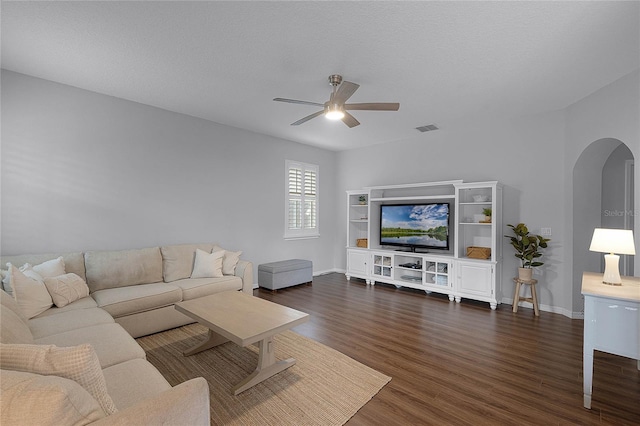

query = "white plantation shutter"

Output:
[[285, 160, 319, 239]]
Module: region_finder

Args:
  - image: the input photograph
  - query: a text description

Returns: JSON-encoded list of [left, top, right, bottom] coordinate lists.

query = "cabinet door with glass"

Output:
[[371, 252, 393, 284]]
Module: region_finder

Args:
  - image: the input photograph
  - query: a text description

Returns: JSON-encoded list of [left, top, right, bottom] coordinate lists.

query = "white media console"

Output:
[[346, 180, 503, 309]]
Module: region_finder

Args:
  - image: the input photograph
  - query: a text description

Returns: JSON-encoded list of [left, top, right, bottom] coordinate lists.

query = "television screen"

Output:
[[380, 203, 450, 250]]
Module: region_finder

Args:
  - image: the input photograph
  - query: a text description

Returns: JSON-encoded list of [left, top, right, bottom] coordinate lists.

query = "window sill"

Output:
[[283, 234, 320, 241]]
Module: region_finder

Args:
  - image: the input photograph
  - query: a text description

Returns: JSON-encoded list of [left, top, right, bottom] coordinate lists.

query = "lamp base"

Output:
[[602, 253, 622, 285]]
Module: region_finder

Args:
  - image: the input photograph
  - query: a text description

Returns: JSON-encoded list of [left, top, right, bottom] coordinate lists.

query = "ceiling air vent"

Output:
[[415, 124, 439, 132]]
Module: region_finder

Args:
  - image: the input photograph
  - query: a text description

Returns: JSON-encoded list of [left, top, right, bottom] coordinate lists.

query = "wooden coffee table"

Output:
[[175, 291, 309, 395]]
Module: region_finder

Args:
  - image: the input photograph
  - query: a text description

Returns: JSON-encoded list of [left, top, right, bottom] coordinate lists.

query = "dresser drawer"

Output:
[[591, 297, 639, 359]]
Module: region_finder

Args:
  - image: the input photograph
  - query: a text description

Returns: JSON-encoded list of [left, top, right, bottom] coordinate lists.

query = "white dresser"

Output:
[[581, 272, 640, 409]]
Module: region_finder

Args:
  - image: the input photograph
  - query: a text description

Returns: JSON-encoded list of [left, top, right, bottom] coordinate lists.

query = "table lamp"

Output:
[[588, 228, 636, 285]]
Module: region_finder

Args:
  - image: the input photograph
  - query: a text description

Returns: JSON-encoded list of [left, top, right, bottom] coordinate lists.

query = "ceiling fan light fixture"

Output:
[[274, 74, 399, 127], [325, 103, 345, 120]]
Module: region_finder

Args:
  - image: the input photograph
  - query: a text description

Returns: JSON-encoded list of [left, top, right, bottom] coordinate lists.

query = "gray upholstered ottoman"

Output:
[[258, 259, 313, 291]]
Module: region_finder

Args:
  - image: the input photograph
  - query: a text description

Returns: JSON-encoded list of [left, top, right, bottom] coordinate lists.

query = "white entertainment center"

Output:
[[346, 180, 503, 309]]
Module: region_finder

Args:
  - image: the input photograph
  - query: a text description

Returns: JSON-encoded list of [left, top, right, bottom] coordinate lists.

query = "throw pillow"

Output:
[[0, 343, 118, 415], [6, 263, 53, 318], [32, 256, 66, 278], [0, 294, 35, 344], [1, 369, 105, 425], [1, 268, 13, 297], [212, 245, 243, 275], [222, 250, 242, 275], [191, 249, 224, 279], [44, 273, 91, 308]]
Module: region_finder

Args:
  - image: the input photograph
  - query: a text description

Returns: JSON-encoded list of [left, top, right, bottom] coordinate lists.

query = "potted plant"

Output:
[[505, 223, 550, 281], [482, 208, 492, 223], [358, 195, 367, 205]]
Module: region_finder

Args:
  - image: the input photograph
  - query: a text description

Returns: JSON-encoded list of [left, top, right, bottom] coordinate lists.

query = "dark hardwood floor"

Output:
[[254, 273, 640, 426]]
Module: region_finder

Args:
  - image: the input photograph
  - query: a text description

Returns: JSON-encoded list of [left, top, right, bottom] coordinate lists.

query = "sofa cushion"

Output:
[[102, 358, 171, 410], [160, 243, 215, 282], [91, 282, 182, 318], [190, 249, 224, 278], [0, 293, 35, 344], [1, 252, 86, 281], [35, 323, 146, 369], [32, 296, 98, 319], [173, 276, 243, 300], [85, 247, 163, 292], [44, 273, 91, 308], [6, 264, 53, 319], [0, 343, 117, 415], [1, 369, 105, 425], [29, 307, 114, 339]]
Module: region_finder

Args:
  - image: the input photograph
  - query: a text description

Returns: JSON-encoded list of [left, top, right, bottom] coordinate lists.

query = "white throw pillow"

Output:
[[222, 250, 242, 275], [6, 264, 53, 318], [191, 249, 224, 279], [32, 257, 66, 278], [1, 268, 13, 297], [44, 273, 91, 308], [0, 343, 118, 416]]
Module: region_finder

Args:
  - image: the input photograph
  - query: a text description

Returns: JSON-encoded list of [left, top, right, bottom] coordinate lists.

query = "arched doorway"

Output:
[[572, 138, 635, 314]]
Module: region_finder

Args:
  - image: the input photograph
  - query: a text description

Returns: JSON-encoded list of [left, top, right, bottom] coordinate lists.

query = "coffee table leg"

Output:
[[183, 329, 229, 356], [233, 335, 296, 395]]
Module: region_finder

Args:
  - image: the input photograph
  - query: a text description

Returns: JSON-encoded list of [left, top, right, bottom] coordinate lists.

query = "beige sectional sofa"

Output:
[[0, 243, 254, 425]]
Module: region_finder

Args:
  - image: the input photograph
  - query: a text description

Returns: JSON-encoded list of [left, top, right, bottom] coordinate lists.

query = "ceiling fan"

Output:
[[273, 74, 400, 128]]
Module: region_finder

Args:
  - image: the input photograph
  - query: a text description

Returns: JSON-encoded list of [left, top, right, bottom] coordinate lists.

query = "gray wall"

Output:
[[602, 144, 634, 230], [2, 68, 638, 316], [0, 70, 339, 282], [566, 70, 639, 315], [336, 110, 568, 314], [602, 144, 634, 275], [337, 70, 640, 317]]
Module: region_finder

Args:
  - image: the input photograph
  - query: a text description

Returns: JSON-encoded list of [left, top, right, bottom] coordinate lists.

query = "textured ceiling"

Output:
[[2, 1, 639, 151]]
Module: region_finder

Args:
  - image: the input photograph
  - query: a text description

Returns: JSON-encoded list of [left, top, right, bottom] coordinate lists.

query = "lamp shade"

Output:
[[589, 228, 636, 255]]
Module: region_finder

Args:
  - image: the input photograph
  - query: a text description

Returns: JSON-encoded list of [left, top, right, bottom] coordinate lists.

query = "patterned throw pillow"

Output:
[[0, 343, 118, 415], [1, 369, 105, 425], [44, 273, 91, 308]]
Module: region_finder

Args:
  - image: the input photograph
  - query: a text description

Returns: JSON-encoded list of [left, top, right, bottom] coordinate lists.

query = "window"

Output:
[[284, 160, 319, 239]]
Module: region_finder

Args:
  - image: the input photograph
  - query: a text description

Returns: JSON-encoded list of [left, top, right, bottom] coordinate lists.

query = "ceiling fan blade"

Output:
[[274, 98, 324, 107], [344, 102, 400, 111], [291, 110, 325, 126], [334, 81, 360, 104], [341, 111, 360, 128]]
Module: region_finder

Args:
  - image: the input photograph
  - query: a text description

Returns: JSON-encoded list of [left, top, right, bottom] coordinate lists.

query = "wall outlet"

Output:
[[541, 227, 552, 236]]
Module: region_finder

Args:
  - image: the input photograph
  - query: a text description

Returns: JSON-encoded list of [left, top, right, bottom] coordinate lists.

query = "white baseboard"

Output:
[[500, 297, 582, 319]]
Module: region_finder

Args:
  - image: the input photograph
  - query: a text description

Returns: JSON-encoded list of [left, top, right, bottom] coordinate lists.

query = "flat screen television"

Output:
[[379, 203, 450, 251]]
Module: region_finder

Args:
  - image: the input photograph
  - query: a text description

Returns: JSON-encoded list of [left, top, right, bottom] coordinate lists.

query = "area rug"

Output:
[[137, 324, 391, 425]]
